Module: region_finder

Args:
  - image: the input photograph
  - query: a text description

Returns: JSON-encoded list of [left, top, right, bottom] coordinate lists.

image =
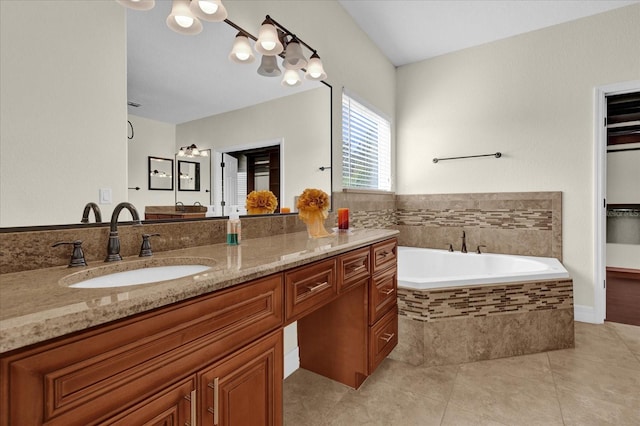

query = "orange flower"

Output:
[[297, 188, 330, 221], [246, 190, 278, 213]]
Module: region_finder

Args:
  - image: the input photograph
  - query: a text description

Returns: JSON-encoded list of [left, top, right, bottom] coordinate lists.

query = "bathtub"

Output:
[[398, 246, 570, 289]]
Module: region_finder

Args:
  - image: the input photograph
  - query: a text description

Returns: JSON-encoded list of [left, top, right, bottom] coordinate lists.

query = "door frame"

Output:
[[213, 138, 284, 216], [593, 80, 640, 323]]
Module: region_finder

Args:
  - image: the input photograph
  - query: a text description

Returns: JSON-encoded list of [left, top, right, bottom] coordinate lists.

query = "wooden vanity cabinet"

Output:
[[298, 238, 398, 388], [0, 275, 283, 426]]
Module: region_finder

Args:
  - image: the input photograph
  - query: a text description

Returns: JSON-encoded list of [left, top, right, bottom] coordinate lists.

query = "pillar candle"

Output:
[[281, 207, 291, 214], [338, 208, 349, 230]]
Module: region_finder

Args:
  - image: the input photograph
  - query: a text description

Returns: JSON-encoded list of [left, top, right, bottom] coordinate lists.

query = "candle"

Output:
[[338, 208, 349, 230], [281, 207, 291, 214]]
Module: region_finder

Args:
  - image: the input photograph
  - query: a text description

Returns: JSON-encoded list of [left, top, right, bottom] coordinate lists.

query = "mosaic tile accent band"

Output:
[[397, 279, 573, 322], [396, 208, 552, 231]]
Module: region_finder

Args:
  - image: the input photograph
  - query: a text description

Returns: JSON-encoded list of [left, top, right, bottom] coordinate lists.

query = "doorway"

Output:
[[594, 81, 640, 324]]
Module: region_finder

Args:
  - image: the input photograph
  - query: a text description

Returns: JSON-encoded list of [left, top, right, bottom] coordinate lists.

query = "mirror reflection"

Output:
[[178, 161, 201, 192], [0, 2, 331, 228], [148, 157, 174, 191]]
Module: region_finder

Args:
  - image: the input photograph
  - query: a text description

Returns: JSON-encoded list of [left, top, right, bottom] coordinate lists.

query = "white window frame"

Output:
[[341, 90, 391, 191]]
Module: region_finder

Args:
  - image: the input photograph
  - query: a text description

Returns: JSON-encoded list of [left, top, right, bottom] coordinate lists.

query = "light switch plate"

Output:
[[99, 188, 112, 204]]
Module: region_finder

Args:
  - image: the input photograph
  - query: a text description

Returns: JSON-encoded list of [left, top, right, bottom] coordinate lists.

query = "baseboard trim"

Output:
[[574, 304, 599, 324], [284, 347, 300, 379]]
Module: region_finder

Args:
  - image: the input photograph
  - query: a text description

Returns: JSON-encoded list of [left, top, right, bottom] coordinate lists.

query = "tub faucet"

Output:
[[81, 202, 102, 223], [105, 202, 141, 262], [461, 231, 467, 253]]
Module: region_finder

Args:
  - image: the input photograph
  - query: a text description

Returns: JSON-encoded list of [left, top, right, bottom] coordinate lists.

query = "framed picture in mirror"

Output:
[[148, 156, 174, 191], [178, 160, 201, 191]]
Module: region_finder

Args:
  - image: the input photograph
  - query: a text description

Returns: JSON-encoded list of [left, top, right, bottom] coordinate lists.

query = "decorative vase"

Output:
[[301, 210, 331, 238]]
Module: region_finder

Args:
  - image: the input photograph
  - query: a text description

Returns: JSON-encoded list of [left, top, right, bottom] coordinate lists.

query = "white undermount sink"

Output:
[[61, 258, 216, 289]]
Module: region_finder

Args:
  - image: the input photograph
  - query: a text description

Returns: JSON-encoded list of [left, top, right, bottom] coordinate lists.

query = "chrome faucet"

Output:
[[81, 202, 102, 223], [105, 202, 141, 262], [461, 231, 467, 253]]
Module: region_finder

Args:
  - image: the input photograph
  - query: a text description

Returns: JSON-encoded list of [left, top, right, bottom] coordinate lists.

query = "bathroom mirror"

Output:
[[0, 2, 332, 228], [148, 157, 174, 191], [178, 161, 200, 192]]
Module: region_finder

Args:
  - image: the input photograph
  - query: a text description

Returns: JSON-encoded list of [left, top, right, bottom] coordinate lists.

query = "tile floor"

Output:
[[283, 321, 640, 425]]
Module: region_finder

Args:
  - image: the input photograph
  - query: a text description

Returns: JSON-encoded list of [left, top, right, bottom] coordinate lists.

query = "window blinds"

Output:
[[342, 93, 391, 191]]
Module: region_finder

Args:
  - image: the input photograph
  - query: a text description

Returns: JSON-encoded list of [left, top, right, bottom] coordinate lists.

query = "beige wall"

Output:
[[395, 4, 640, 309], [127, 115, 177, 211], [177, 88, 331, 211], [0, 1, 127, 227]]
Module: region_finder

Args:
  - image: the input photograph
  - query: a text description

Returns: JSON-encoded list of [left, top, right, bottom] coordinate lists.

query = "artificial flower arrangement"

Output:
[[246, 190, 278, 215], [297, 188, 331, 238]]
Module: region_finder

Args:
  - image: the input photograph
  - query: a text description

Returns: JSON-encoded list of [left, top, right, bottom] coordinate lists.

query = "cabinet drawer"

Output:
[[369, 266, 397, 325], [1, 275, 283, 426], [368, 308, 398, 374], [338, 247, 370, 293], [285, 258, 337, 322], [371, 239, 397, 274]]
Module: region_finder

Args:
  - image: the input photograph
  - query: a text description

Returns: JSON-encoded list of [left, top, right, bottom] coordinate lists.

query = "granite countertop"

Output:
[[0, 229, 398, 353]]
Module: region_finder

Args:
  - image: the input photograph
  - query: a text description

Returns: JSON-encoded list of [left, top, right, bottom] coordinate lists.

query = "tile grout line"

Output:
[[546, 350, 568, 426], [606, 322, 640, 366], [438, 364, 462, 426]]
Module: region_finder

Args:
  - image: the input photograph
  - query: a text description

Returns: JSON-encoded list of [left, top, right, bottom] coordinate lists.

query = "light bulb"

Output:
[[198, 0, 218, 14], [281, 69, 301, 87], [174, 15, 194, 28]]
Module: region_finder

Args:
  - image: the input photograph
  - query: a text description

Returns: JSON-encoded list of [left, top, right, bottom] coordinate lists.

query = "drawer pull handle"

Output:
[[381, 288, 395, 296], [306, 282, 327, 292], [380, 332, 395, 343], [208, 377, 220, 425], [348, 264, 366, 274], [189, 389, 197, 426]]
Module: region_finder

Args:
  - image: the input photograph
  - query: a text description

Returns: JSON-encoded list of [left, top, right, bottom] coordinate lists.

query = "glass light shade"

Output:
[[177, 149, 186, 157], [166, 0, 203, 35], [283, 39, 307, 70], [255, 22, 283, 56], [116, 0, 155, 11], [199, 150, 209, 157], [257, 55, 282, 77], [281, 69, 302, 87], [190, 0, 227, 22], [229, 34, 255, 64], [304, 53, 327, 81]]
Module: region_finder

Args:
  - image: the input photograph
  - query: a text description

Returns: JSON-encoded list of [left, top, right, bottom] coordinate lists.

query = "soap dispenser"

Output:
[[226, 209, 241, 246]]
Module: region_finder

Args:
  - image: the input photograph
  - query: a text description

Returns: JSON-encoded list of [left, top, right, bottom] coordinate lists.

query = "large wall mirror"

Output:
[[1, 2, 332, 228], [127, 3, 332, 220]]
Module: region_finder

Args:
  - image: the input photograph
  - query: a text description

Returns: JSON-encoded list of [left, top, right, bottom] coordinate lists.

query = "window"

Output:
[[342, 92, 391, 191]]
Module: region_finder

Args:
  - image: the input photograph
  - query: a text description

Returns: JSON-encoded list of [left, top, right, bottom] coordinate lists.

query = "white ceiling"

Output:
[[338, 0, 639, 66], [126, 1, 638, 124]]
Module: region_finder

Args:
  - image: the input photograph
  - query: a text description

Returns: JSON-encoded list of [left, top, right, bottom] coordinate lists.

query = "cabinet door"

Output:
[[101, 376, 195, 426], [199, 331, 283, 426]]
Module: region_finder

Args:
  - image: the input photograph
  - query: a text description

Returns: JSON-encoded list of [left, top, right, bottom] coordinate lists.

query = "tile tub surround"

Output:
[[0, 228, 398, 353], [390, 279, 575, 366], [395, 192, 562, 260]]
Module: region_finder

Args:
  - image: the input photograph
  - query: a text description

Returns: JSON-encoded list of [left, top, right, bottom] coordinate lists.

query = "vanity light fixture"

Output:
[[190, 0, 227, 22], [255, 17, 284, 56], [229, 33, 255, 64], [166, 0, 203, 35], [257, 55, 282, 77], [177, 144, 209, 158], [304, 52, 327, 81], [115, 1, 327, 84], [116, 0, 155, 11], [281, 69, 302, 87], [282, 37, 307, 70]]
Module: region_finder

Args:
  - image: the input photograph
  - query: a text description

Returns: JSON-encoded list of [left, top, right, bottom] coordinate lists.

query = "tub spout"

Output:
[[461, 231, 467, 253], [105, 202, 141, 262]]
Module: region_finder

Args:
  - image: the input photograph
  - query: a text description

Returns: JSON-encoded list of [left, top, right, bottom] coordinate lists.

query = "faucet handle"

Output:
[[139, 233, 161, 257], [52, 240, 88, 267], [447, 243, 454, 252], [476, 245, 487, 254]]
